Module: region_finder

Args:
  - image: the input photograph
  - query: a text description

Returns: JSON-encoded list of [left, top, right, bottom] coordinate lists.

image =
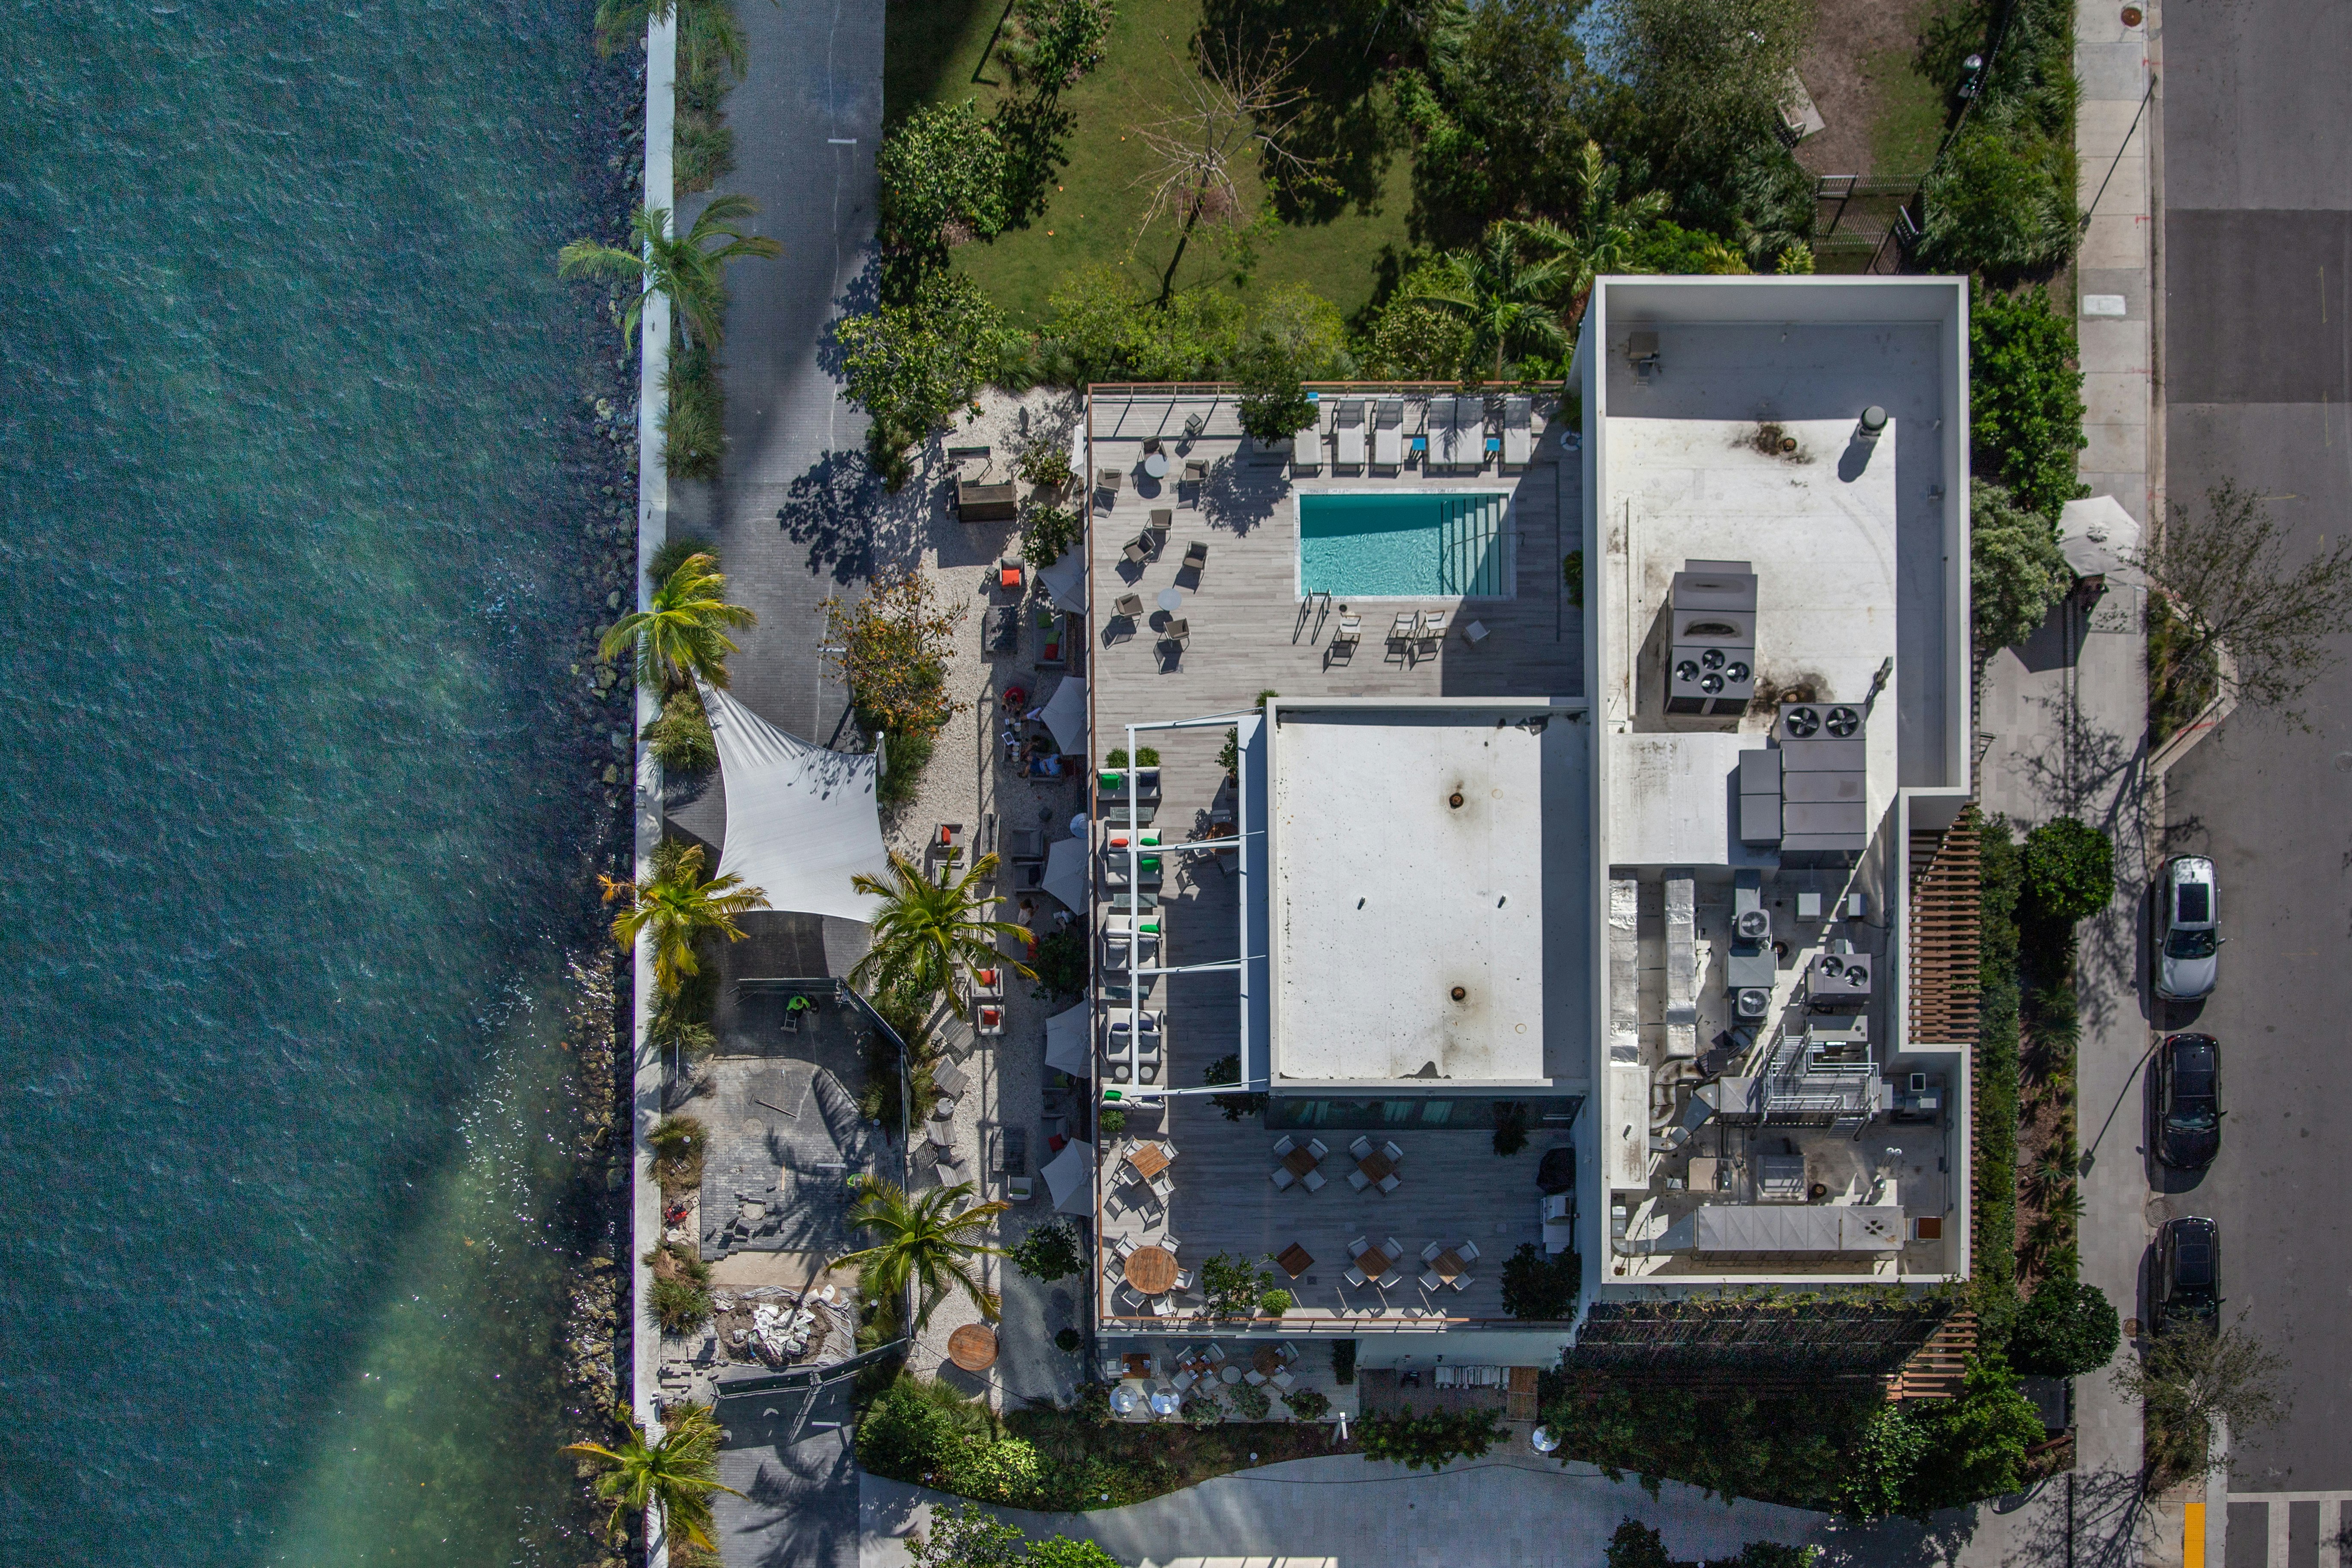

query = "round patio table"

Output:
[[947, 1323, 999, 1372], [1219, 1364, 1243, 1384], [1156, 588, 1183, 613], [1142, 451, 1170, 479], [1124, 1245, 1178, 1295]]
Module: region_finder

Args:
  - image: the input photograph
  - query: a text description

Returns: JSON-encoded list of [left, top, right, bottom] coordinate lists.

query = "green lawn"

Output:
[[883, 0, 1419, 329], [1866, 41, 1949, 181]]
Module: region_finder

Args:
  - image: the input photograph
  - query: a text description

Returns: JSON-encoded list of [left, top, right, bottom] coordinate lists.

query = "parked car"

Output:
[[2153, 1033, 2223, 1170], [2153, 1216, 2221, 1334], [2155, 855, 2221, 999]]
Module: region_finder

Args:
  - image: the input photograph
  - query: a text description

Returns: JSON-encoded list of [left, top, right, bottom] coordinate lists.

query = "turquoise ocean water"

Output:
[[0, 4, 632, 1563]]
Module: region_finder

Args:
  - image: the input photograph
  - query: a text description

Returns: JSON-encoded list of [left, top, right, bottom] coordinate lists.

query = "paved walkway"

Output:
[[858, 1454, 1960, 1568]]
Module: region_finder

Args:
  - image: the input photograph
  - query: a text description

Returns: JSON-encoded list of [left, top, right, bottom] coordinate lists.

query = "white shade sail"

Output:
[[1041, 835, 1090, 914], [1043, 1138, 1095, 1215], [700, 683, 888, 924], [1044, 1002, 1092, 1077], [1038, 677, 1087, 755], [1036, 550, 1087, 615]]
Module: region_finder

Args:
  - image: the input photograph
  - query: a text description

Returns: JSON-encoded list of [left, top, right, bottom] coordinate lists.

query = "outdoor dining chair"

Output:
[[1151, 1296, 1175, 1317], [1344, 1266, 1369, 1288], [1382, 1141, 1405, 1164], [1160, 618, 1189, 647], [1114, 1235, 1137, 1258], [1306, 1139, 1329, 1160], [1421, 1241, 1446, 1263], [1097, 468, 1124, 492], [1182, 541, 1208, 573], [1383, 1237, 1403, 1258], [1114, 592, 1144, 619], [1273, 1135, 1296, 1158], [1122, 536, 1150, 565], [1347, 1170, 1371, 1191], [1349, 1135, 1374, 1160], [1301, 1169, 1326, 1191], [1270, 1166, 1295, 1190], [1378, 1271, 1403, 1289], [1378, 1174, 1400, 1194], [1419, 1270, 1445, 1292], [1271, 1369, 1297, 1391], [1449, 1274, 1474, 1292], [1458, 1240, 1480, 1262], [1347, 1236, 1369, 1257], [1173, 1268, 1195, 1292]]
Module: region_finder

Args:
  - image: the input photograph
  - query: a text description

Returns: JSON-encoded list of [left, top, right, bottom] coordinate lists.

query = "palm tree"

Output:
[[849, 853, 1035, 1017], [1404, 222, 1573, 381], [833, 1177, 1009, 1327], [600, 551, 756, 691], [602, 842, 769, 994], [563, 1402, 742, 1553], [1514, 141, 1670, 325], [558, 194, 783, 350]]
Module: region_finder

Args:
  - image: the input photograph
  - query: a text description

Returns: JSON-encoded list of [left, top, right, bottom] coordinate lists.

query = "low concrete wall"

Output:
[[630, 10, 676, 1567]]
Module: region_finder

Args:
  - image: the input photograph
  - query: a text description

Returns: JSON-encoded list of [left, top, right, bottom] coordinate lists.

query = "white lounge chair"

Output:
[[1427, 395, 1458, 468], [1502, 395, 1532, 466], [1292, 413, 1323, 472], [1334, 399, 1366, 467], [1373, 398, 1404, 468]]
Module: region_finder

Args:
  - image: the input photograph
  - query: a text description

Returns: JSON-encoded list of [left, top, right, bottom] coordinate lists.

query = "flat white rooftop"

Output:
[[1267, 704, 1580, 1085]]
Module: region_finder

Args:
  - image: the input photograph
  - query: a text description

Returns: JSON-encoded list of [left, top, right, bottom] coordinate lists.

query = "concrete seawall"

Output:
[[629, 10, 676, 1566]]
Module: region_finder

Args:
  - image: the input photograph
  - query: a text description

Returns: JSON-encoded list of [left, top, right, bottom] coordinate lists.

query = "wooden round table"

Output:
[[946, 1323, 999, 1372], [1123, 1245, 1178, 1295]]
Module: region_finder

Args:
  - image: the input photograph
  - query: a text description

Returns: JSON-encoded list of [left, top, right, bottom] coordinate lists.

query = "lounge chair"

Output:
[[1114, 592, 1144, 619], [1334, 399, 1366, 467], [1204, 1344, 1226, 1364], [1292, 416, 1323, 472], [1502, 395, 1532, 466], [1331, 616, 1361, 647], [1388, 611, 1418, 642], [1270, 1166, 1295, 1190], [1427, 395, 1459, 468], [1344, 1266, 1369, 1288], [1301, 1169, 1326, 1191], [1372, 398, 1405, 469], [1419, 1270, 1445, 1292], [1182, 540, 1208, 574], [1417, 610, 1449, 644]]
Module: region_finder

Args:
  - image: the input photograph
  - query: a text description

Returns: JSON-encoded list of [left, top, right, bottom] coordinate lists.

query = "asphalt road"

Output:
[[2161, 0, 2352, 1501]]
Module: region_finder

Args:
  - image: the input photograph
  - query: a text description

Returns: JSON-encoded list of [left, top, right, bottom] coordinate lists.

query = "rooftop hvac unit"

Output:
[[1776, 702, 1871, 864], [1666, 560, 1757, 716], [1808, 949, 1874, 1001]]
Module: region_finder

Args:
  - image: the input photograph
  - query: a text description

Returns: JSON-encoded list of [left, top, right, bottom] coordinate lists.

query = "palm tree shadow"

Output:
[[776, 450, 885, 583]]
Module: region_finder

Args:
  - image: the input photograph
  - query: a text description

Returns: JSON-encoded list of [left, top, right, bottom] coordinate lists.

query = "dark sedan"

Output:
[[2154, 1216, 2222, 1335], [2154, 1033, 2223, 1170]]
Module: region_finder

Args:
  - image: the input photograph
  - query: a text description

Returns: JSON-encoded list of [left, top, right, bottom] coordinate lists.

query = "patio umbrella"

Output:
[[1041, 835, 1089, 914], [1044, 1002, 1092, 1078], [2058, 493, 2143, 586], [1038, 677, 1087, 755], [1043, 1138, 1095, 1215], [1036, 550, 1087, 615]]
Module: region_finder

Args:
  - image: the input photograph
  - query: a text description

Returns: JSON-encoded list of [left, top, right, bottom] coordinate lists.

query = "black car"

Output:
[[2153, 1216, 2221, 1334], [2154, 1033, 2223, 1170]]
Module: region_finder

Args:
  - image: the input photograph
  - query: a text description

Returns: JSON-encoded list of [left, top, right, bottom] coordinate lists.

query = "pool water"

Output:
[[1298, 491, 1514, 597]]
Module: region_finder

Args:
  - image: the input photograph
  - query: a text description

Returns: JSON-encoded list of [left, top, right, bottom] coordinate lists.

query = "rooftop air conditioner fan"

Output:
[[1675, 658, 1701, 683], [1701, 673, 1724, 695], [1735, 987, 1773, 1020], [1783, 705, 1821, 738], [1818, 954, 1844, 978], [1734, 908, 1771, 942], [1844, 959, 1869, 985], [1726, 659, 1752, 683], [1702, 648, 1726, 671], [1824, 705, 1862, 737]]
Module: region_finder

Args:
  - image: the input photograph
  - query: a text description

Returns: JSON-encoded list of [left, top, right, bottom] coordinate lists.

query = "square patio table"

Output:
[[1275, 1242, 1314, 1279], [1355, 1244, 1393, 1278], [1356, 1150, 1396, 1183], [1126, 1143, 1172, 1181], [1280, 1146, 1320, 1178], [1123, 1353, 1155, 1379], [1431, 1248, 1466, 1281], [1253, 1345, 1287, 1376]]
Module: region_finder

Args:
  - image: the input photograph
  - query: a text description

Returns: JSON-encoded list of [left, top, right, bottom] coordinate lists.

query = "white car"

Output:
[[2155, 855, 2220, 999]]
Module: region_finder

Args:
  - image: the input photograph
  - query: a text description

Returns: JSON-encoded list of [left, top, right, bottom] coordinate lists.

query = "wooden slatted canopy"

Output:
[[1908, 811, 1983, 1046]]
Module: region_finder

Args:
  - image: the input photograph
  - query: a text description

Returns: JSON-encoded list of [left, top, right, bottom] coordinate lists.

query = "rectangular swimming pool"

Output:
[[1296, 491, 1514, 598]]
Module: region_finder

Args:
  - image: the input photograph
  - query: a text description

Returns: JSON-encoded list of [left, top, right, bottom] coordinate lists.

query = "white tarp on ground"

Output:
[[1041, 835, 1090, 913], [700, 683, 888, 924], [2059, 493, 2144, 585], [1044, 1137, 1095, 1215], [1037, 550, 1087, 615], [1039, 676, 1087, 754], [1044, 1002, 1092, 1078]]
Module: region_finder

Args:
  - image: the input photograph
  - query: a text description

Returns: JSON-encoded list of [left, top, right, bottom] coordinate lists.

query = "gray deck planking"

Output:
[[1080, 394, 1585, 1332]]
